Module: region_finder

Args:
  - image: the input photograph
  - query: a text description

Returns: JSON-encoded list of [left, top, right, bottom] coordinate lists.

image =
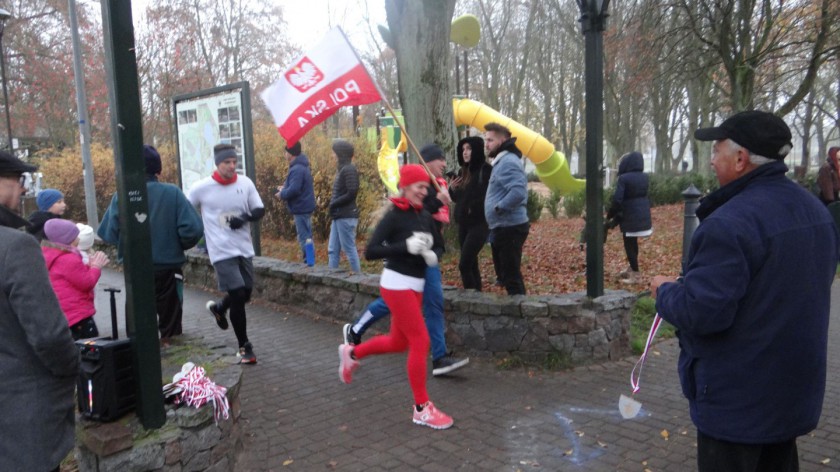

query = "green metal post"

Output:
[[579, 0, 610, 298], [100, 0, 165, 429]]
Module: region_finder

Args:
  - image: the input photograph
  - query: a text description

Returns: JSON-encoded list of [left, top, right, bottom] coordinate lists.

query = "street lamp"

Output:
[[577, 0, 611, 298], [0, 8, 13, 151]]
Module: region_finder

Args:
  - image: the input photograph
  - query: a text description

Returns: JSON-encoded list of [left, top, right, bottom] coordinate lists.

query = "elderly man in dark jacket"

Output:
[[328, 139, 361, 272], [607, 151, 651, 284], [277, 141, 316, 261], [651, 111, 838, 472], [0, 151, 80, 472]]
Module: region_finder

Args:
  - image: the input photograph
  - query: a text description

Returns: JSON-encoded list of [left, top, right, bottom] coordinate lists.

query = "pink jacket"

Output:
[[42, 244, 101, 327]]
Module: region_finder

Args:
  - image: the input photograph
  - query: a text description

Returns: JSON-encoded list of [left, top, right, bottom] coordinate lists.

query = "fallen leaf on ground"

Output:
[[660, 429, 669, 440], [283, 459, 294, 466], [821, 458, 830, 465]]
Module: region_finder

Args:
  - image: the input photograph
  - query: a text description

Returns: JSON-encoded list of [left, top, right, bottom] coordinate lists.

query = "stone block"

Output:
[[548, 334, 574, 354], [471, 299, 502, 315], [546, 295, 584, 317], [173, 403, 213, 429], [520, 324, 551, 352], [205, 457, 230, 472], [520, 301, 548, 318], [78, 421, 133, 457], [183, 449, 211, 472], [165, 438, 181, 465], [588, 328, 608, 347], [485, 320, 528, 352]]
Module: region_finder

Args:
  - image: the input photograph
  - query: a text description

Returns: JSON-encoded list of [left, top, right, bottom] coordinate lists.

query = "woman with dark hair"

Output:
[[450, 136, 493, 290], [607, 151, 652, 284]]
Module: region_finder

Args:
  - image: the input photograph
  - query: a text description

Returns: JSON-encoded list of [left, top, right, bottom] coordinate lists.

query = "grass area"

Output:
[[630, 296, 676, 354]]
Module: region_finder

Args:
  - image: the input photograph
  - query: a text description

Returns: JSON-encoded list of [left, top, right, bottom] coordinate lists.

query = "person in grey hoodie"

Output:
[[328, 139, 361, 272], [483, 122, 529, 295]]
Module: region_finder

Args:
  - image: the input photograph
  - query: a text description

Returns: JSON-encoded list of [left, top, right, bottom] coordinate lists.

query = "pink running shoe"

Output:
[[412, 401, 454, 430], [338, 344, 359, 384]]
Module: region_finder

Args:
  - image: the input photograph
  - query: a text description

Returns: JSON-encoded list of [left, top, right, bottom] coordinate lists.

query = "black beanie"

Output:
[[144, 144, 162, 175], [419, 143, 445, 163], [214, 144, 237, 165], [285, 142, 301, 156]]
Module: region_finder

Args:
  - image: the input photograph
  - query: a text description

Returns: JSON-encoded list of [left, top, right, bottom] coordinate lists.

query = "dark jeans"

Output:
[[697, 431, 799, 472], [458, 222, 489, 290], [154, 268, 183, 339], [623, 235, 639, 271], [491, 222, 529, 295]]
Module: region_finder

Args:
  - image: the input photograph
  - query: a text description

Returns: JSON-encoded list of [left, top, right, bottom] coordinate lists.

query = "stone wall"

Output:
[[183, 253, 637, 365], [75, 346, 243, 471]]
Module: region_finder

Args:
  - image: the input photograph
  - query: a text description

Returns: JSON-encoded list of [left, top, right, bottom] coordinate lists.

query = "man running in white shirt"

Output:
[[188, 143, 265, 364]]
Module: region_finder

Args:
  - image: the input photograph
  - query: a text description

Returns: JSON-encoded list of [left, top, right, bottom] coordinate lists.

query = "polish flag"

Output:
[[260, 28, 382, 146]]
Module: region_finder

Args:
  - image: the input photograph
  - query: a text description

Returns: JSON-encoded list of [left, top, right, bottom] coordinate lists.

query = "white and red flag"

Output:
[[260, 27, 382, 145]]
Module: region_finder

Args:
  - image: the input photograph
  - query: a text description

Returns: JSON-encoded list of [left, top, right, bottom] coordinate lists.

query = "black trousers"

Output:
[[70, 316, 99, 340], [623, 235, 639, 271], [491, 223, 529, 295], [217, 287, 253, 347], [458, 222, 489, 291], [154, 268, 183, 339], [697, 431, 799, 472]]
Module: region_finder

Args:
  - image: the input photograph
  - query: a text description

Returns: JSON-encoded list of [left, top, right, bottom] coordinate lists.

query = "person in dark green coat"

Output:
[[98, 145, 203, 342]]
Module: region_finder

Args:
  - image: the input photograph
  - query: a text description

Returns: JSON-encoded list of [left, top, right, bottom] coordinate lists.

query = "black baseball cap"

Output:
[[694, 110, 792, 160], [0, 150, 37, 175]]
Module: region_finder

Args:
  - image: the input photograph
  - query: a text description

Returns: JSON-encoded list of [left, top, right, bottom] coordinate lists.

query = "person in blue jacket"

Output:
[[483, 122, 529, 295], [651, 111, 838, 472], [98, 145, 204, 342], [607, 151, 652, 284], [276, 141, 316, 262]]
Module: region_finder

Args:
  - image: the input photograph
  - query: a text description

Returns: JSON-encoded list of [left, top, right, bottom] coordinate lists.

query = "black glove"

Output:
[[228, 214, 247, 230]]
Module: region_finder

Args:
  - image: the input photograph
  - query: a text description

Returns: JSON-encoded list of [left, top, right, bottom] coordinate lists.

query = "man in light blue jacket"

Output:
[[483, 122, 529, 295]]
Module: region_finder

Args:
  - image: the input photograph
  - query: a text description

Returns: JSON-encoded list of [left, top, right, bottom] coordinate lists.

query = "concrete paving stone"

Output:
[[91, 269, 840, 471]]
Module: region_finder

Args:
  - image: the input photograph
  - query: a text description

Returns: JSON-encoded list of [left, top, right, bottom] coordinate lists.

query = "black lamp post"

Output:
[[0, 8, 12, 151], [577, 0, 610, 298]]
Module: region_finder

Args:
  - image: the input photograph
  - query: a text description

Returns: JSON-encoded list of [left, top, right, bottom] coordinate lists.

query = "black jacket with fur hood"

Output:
[[451, 136, 492, 227]]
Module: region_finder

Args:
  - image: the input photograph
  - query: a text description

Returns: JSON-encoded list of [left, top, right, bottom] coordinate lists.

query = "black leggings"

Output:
[[623, 235, 639, 272], [218, 287, 252, 347]]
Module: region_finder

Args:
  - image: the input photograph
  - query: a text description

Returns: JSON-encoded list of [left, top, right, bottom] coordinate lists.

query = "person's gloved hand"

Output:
[[406, 233, 429, 254], [228, 214, 247, 230], [420, 249, 438, 267]]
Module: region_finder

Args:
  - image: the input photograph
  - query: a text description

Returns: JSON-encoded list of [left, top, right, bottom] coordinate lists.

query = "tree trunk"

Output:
[[386, 0, 458, 161]]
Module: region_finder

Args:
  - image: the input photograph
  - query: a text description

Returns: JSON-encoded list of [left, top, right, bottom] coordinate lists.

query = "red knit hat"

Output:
[[399, 164, 430, 189]]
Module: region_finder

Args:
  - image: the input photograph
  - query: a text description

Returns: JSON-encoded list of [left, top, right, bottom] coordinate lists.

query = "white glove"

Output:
[[420, 249, 438, 267], [406, 232, 433, 255]]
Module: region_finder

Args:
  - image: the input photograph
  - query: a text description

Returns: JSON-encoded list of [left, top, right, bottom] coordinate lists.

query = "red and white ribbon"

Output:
[[167, 364, 230, 424], [630, 313, 662, 394]]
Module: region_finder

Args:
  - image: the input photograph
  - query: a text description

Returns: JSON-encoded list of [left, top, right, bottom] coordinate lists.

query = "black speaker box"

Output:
[[76, 337, 135, 422]]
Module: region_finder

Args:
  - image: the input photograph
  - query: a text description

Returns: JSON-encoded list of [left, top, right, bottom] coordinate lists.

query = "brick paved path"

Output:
[[96, 270, 840, 471]]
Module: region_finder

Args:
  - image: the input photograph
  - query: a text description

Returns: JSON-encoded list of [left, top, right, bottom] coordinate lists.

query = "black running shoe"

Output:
[[432, 355, 470, 376], [206, 300, 229, 330]]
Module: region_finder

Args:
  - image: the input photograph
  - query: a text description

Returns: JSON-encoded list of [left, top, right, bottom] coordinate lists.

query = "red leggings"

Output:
[[352, 287, 430, 405]]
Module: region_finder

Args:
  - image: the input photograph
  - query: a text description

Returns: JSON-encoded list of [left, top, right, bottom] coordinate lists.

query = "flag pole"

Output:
[[338, 28, 442, 192]]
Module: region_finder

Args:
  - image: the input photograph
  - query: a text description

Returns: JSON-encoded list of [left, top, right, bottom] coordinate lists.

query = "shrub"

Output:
[[562, 188, 586, 218], [545, 190, 562, 218], [647, 172, 718, 206], [526, 189, 544, 222]]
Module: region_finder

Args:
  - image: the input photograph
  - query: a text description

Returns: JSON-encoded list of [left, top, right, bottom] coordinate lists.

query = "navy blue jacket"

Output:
[[656, 161, 838, 444], [608, 152, 651, 233], [279, 153, 316, 215]]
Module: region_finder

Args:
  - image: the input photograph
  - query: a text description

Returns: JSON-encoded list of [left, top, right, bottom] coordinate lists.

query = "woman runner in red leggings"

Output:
[[338, 164, 453, 430]]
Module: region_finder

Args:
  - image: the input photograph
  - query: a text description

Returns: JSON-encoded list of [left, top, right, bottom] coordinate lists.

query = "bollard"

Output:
[[681, 184, 703, 273]]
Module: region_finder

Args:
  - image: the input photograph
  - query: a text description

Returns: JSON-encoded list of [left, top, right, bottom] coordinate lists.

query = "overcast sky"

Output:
[[128, 0, 387, 53]]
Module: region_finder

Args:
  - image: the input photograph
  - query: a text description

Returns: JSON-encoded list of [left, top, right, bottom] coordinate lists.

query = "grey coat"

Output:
[[0, 217, 80, 471]]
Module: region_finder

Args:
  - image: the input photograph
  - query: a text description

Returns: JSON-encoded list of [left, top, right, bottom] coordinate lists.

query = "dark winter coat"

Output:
[[27, 210, 60, 241], [279, 153, 316, 215], [329, 156, 359, 219], [98, 177, 204, 270], [0, 210, 79, 471], [452, 136, 492, 227], [365, 198, 445, 279], [607, 152, 651, 233], [656, 161, 838, 444]]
